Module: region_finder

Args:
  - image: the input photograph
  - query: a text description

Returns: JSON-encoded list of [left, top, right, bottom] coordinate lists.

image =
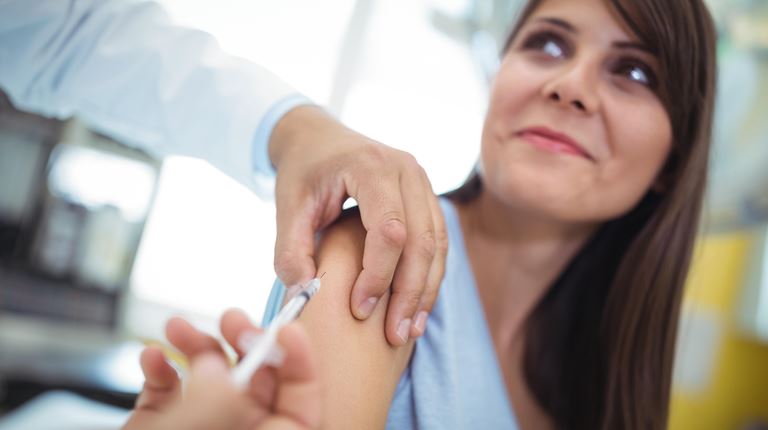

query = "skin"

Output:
[[270, 106, 448, 346], [479, 0, 671, 225], [128, 0, 674, 428]]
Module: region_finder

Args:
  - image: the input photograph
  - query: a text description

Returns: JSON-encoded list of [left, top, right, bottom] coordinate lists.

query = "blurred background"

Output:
[[0, 0, 767, 428]]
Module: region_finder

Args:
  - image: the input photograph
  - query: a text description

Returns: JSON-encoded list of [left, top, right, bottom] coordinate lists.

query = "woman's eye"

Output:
[[522, 31, 568, 59], [543, 40, 564, 58], [616, 60, 657, 89]]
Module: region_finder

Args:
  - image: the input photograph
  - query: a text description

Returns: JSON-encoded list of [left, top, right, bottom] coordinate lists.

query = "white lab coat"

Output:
[[0, 0, 307, 192]]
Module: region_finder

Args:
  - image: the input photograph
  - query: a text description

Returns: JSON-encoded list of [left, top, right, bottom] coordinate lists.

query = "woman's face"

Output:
[[480, 0, 672, 223]]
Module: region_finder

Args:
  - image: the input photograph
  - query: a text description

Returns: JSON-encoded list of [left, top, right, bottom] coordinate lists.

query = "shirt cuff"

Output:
[[252, 94, 315, 180]]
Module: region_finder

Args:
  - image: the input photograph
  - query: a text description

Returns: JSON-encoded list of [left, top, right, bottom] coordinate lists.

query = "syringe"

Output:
[[231, 277, 322, 389]]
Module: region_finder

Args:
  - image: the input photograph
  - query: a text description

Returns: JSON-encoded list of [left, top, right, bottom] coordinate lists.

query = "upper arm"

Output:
[[296, 212, 414, 430]]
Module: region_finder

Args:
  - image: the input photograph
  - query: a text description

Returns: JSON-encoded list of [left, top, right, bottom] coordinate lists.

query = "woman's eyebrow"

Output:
[[532, 17, 576, 33], [612, 41, 657, 56], [532, 16, 658, 57]]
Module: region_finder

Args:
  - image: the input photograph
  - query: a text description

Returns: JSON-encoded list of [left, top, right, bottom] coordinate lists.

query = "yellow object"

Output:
[[669, 230, 768, 429]]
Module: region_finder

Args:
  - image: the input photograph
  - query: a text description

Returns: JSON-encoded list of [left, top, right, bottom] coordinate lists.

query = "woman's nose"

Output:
[[541, 59, 601, 114]]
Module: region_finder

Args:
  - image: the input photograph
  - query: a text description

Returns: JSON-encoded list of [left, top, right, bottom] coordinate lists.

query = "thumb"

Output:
[[163, 354, 247, 429], [270, 323, 322, 429], [274, 198, 318, 286]]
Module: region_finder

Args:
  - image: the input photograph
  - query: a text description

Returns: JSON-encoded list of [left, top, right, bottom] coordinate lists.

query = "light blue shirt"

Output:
[[263, 199, 519, 429], [0, 0, 311, 195]]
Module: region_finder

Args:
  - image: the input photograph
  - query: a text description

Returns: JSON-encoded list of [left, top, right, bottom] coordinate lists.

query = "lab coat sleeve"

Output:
[[0, 0, 310, 194]]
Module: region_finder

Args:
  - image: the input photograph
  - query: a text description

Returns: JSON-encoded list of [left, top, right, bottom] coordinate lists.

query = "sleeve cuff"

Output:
[[251, 94, 315, 181]]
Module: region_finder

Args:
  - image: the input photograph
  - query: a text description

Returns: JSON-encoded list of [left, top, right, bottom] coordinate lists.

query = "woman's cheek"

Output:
[[492, 59, 547, 107], [606, 96, 672, 171]]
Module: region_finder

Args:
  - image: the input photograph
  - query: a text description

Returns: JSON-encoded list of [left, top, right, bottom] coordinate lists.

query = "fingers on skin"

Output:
[[386, 166, 436, 344], [351, 215, 406, 321], [272, 323, 322, 429], [349, 172, 407, 322], [274, 198, 319, 287], [165, 317, 226, 359], [135, 346, 180, 410], [414, 172, 448, 336]]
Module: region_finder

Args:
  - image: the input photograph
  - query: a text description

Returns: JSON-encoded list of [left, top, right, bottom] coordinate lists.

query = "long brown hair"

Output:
[[447, 0, 717, 428]]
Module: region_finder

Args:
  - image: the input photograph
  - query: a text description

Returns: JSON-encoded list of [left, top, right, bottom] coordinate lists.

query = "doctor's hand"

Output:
[[122, 313, 320, 430], [269, 105, 448, 347]]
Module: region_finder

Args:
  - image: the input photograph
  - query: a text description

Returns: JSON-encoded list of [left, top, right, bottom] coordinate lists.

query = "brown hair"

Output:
[[447, 0, 717, 428]]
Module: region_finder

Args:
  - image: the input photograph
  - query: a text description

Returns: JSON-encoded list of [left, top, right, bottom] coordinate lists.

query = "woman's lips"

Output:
[[517, 127, 593, 161]]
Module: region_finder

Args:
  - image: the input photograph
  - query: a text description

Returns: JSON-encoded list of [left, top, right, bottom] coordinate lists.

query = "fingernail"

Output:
[[413, 311, 429, 336], [397, 319, 411, 343], [357, 297, 378, 319]]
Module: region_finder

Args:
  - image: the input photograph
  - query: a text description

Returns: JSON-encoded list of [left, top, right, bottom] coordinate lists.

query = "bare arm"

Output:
[[296, 211, 415, 429]]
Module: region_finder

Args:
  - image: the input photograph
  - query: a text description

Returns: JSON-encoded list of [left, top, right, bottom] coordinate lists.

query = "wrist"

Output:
[[268, 105, 350, 170]]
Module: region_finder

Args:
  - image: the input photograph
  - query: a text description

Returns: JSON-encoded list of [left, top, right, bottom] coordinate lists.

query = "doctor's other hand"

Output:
[[122, 316, 320, 430], [270, 106, 448, 347]]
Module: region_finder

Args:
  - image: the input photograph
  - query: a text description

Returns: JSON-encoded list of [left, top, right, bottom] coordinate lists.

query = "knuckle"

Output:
[[414, 230, 436, 260], [400, 151, 418, 166], [378, 217, 407, 249], [360, 143, 388, 166], [273, 250, 297, 276], [404, 288, 423, 307], [394, 276, 425, 300], [394, 286, 422, 309], [365, 269, 391, 291], [418, 295, 437, 313]]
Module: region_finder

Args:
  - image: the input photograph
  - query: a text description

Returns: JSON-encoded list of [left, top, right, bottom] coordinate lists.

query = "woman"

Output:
[[134, 0, 717, 428], [278, 0, 716, 428]]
